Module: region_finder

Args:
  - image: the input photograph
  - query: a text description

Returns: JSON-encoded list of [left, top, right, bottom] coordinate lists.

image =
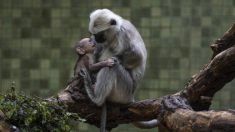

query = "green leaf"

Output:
[[0, 86, 82, 131]]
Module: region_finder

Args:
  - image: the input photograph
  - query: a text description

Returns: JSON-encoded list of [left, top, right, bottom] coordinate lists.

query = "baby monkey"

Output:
[[73, 38, 119, 131], [73, 38, 115, 80]]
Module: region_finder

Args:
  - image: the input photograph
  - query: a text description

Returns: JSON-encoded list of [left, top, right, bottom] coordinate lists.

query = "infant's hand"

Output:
[[79, 68, 88, 79], [105, 58, 115, 67], [110, 57, 120, 64]]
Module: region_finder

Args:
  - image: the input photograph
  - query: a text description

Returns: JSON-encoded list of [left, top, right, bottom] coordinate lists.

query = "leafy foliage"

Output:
[[0, 84, 83, 132]]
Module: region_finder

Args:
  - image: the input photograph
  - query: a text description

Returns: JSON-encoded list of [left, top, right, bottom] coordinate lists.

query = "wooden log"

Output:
[[163, 109, 235, 132]]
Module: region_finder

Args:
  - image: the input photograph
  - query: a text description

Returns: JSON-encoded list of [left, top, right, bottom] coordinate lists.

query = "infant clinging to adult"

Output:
[[73, 38, 115, 78]]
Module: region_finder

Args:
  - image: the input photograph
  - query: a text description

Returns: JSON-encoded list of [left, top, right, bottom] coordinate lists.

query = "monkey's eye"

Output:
[[110, 19, 117, 25]]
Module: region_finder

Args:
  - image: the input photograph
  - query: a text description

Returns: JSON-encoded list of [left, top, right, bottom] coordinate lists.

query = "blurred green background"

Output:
[[0, 0, 235, 131]]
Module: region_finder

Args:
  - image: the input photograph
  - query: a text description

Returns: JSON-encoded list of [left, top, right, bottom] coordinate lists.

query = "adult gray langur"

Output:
[[80, 9, 158, 131]]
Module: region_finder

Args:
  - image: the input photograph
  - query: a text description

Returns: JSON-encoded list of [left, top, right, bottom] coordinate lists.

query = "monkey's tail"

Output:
[[132, 119, 159, 129], [100, 103, 107, 132]]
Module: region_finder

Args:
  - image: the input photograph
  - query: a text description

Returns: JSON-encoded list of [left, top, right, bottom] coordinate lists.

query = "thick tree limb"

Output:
[[50, 23, 235, 131], [162, 109, 235, 132], [211, 23, 235, 58], [181, 24, 235, 111], [181, 46, 235, 110]]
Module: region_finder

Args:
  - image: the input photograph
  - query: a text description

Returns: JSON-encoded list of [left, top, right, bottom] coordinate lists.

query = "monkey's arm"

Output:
[[87, 54, 114, 72], [73, 56, 87, 77], [79, 68, 96, 96], [122, 47, 143, 69], [88, 61, 110, 72]]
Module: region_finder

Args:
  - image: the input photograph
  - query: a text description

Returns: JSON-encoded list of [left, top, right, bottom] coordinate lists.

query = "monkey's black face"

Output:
[[93, 30, 106, 43]]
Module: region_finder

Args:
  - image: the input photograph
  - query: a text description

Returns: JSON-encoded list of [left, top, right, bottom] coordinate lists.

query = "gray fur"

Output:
[[86, 9, 147, 106], [83, 9, 157, 131], [82, 62, 134, 106], [88, 10, 147, 106]]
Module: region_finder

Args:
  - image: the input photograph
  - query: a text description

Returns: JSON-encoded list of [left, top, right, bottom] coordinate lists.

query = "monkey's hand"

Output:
[[79, 68, 89, 79], [104, 57, 120, 67], [111, 57, 120, 64], [104, 58, 115, 67]]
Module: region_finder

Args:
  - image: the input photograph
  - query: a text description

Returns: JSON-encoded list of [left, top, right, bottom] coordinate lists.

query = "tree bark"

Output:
[[50, 23, 235, 131], [181, 23, 235, 111], [0, 110, 17, 132], [162, 109, 235, 132]]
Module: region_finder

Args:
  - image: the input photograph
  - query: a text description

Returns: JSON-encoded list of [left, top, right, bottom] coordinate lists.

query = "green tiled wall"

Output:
[[1, 0, 235, 131]]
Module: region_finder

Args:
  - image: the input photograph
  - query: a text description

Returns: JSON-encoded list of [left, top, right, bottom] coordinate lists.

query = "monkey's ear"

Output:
[[76, 48, 85, 55], [110, 19, 117, 25]]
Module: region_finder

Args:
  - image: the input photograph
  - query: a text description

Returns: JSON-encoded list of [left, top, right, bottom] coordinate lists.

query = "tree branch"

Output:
[[181, 24, 235, 111], [181, 46, 235, 110], [162, 109, 235, 132], [49, 23, 235, 131], [211, 23, 235, 58]]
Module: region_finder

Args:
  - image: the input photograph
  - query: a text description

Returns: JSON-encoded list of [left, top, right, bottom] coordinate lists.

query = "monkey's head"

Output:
[[89, 9, 123, 44], [75, 38, 96, 55]]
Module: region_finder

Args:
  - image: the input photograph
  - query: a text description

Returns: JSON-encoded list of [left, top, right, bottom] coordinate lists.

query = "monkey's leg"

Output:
[[95, 65, 132, 132], [96, 64, 134, 104], [80, 68, 112, 106], [80, 69, 108, 132], [80, 69, 97, 100], [100, 103, 107, 132], [91, 67, 114, 106]]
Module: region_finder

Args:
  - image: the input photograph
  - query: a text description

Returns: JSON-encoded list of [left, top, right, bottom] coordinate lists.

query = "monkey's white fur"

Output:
[[89, 9, 123, 34]]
